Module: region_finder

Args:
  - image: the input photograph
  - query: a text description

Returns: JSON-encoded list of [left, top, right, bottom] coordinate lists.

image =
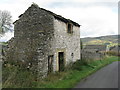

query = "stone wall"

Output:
[[1, 44, 8, 61], [81, 49, 104, 61], [53, 18, 81, 71], [6, 4, 54, 78]]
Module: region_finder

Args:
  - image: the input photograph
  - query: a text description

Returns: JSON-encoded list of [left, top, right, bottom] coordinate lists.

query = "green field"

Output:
[[81, 35, 119, 47], [2, 56, 118, 88]]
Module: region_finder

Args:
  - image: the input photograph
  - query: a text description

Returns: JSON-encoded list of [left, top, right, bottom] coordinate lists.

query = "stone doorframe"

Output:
[[56, 48, 66, 71]]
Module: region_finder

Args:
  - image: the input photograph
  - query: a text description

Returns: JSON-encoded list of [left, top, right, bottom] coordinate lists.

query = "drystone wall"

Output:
[[1, 45, 8, 61], [6, 5, 54, 78], [81, 49, 104, 61]]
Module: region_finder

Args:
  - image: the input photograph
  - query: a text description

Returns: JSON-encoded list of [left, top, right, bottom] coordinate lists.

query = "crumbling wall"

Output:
[[6, 4, 54, 78], [1, 44, 8, 61]]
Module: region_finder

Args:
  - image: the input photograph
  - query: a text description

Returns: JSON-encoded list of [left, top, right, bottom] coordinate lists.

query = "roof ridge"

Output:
[[16, 4, 80, 27]]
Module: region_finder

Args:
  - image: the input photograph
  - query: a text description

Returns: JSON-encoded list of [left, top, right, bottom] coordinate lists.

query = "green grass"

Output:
[[2, 56, 119, 88], [81, 34, 119, 47]]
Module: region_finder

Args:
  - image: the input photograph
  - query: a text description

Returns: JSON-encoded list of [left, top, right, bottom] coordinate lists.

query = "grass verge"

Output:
[[2, 56, 119, 88]]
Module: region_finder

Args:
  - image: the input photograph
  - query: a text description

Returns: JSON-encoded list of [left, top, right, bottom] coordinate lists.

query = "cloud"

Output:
[[47, 1, 118, 8], [79, 7, 118, 37], [48, 6, 118, 38], [0, 31, 14, 42], [0, 0, 118, 41]]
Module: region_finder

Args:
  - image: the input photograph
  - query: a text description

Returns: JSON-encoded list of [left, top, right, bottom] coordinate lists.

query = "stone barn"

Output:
[[81, 45, 107, 61], [84, 45, 107, 54], [6, 4, 81, 78]]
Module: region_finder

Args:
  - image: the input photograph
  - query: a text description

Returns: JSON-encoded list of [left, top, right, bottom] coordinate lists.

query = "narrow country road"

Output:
[[75, 61, 119, 88]]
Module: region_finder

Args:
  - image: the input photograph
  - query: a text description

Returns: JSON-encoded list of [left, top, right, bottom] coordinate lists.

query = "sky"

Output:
[[0, 0, 118, 42]]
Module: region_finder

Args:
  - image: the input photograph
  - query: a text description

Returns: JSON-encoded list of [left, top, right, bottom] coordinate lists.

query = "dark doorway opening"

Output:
[[48, 55, 53, 73], [58, 52, 64, 71]]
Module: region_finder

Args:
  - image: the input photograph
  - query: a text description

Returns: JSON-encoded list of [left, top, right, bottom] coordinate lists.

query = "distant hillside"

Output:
[[81, 35, 119, 47]]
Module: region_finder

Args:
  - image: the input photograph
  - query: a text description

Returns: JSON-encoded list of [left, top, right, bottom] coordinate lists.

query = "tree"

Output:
[[0, 10, 13, 36]]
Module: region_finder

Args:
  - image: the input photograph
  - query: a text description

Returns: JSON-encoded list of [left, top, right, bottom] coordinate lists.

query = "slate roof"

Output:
[[84, 45, 107, 51], [14, 3, 80, 27]]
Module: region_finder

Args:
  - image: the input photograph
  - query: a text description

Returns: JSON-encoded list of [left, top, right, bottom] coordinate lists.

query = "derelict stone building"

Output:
[[6, 4, 81, 78], [81, 45, 107, 61], [84, 45, 107, 53]]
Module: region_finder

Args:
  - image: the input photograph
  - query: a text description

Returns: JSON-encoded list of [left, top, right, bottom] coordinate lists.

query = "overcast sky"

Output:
[[0, 0, 118, 42]]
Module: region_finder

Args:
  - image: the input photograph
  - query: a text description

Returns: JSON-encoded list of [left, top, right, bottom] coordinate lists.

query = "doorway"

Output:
[[58, 52, 64, 71], [48, 55, 53, 73]]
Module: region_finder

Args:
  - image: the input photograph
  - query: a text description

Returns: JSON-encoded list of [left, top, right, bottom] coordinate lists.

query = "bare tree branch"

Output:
[[0, 10, 13, 36]]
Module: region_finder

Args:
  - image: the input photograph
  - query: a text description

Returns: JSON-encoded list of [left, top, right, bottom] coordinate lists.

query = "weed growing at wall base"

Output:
[[2, 56, 118, 88]]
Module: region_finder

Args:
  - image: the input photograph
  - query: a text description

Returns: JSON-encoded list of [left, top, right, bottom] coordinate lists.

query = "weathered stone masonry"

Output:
[[6, 4, 81, 78]]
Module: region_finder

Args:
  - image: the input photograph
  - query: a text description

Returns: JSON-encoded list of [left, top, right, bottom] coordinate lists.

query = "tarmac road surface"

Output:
[[75, 61, 119, 88]]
